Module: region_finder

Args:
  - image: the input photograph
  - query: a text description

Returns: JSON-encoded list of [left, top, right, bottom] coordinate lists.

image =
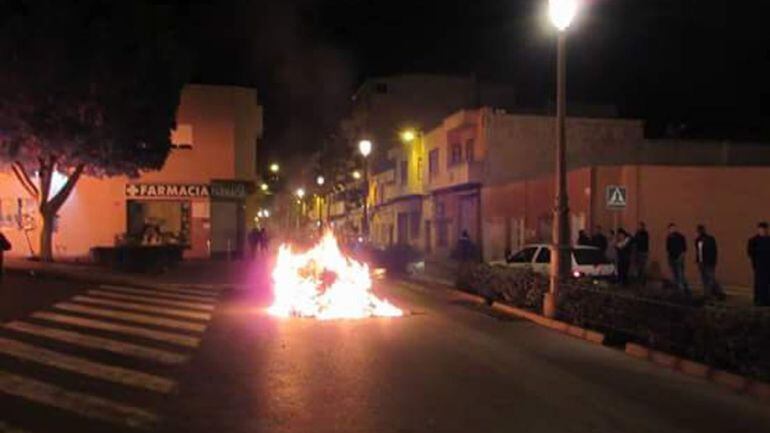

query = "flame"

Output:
[[268, 231, 403, 320]]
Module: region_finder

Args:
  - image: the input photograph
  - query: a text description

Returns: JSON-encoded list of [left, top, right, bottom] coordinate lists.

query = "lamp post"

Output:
[[544, 0, 579, 318], [316, 176, 326, 223], [358, 139, 373, 238]]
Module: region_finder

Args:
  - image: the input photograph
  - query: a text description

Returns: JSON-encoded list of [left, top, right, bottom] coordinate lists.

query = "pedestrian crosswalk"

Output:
[[0, 283, 226, 431]]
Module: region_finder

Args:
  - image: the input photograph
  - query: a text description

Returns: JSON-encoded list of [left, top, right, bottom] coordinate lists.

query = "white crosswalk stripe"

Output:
[[54, 303, 207, 332], [4, 321, 189, 365], [87, 290, 215, 311], [96, 285, 217, 303], [0, 283, 225, 429], [0, 370, 159, 429], [31, 312, 201, 348], [101, 284, 220, 298], [72, 296, 212, 321], [0, 337, 176, 393]]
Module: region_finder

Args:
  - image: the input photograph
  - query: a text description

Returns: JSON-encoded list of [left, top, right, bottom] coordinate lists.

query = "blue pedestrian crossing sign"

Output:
[[606, 185, 628, 210]]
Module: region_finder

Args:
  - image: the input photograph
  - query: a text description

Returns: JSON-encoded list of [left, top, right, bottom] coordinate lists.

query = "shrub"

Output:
[[456, 262, 770, 382]]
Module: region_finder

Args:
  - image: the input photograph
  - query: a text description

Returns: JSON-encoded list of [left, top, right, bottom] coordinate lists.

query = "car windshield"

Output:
[[573, 248, 611, 265]]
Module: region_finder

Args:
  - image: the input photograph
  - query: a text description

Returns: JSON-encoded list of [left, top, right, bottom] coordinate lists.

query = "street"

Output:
[[1, 267, 768, 433]]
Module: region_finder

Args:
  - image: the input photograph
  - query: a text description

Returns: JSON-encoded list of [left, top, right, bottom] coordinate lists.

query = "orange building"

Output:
[[359, 106, 770, 288], [0, 84, 263, 259]]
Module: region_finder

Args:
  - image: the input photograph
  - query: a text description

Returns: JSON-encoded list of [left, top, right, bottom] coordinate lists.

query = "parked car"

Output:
[[494, 244, 616, 279]]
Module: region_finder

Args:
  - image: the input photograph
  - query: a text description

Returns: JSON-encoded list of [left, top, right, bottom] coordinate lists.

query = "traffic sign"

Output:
[[606, 185, 627, 210]]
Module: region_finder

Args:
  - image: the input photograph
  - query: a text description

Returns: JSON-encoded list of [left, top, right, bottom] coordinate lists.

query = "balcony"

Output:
[[428, 161, 485, 192]]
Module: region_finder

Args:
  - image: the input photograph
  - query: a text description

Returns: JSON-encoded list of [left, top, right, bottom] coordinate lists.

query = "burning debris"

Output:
[[268, 232, 403, 320]]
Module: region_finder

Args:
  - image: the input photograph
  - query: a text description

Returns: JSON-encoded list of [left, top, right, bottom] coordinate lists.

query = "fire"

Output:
[[268, 231, 404, 320]]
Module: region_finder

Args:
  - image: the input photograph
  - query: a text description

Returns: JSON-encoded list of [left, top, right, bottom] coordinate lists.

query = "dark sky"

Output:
[[177, 0, 770, 162]]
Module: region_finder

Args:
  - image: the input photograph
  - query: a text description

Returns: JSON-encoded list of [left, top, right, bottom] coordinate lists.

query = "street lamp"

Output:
[[544, 0, 579, 319], [296, 188, 306, 199], [352, 170, 362, 180], [316, 175, 325, 186], [400, 129, 417, 143], [358, 140, 373, 238], [270, 163, 280, 174], [260, 183, 269, 192]]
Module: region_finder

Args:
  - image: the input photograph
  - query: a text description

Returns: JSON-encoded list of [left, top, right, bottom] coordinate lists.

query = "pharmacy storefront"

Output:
[[125, 180, 251, 258]]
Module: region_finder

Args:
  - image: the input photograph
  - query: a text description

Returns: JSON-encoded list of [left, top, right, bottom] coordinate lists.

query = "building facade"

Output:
[[359, 106, 770, 288], [0, 84, 263, 259]]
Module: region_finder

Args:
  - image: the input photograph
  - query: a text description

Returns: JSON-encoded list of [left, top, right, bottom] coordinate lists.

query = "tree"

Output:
[[0, 0, 188, 261]]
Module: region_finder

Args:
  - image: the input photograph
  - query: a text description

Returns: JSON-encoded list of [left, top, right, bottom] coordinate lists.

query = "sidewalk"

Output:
[[5, 257, 267, 290]]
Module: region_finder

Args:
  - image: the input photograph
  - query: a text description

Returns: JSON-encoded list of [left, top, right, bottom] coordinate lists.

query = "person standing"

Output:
[[666, 223, 690, 296], [577, 230, 591, 246], [0, 231, 11, 282], [248, 227, 260, 258], [747, 222, 770, 306], [695, 225, 725, 300], [634, 222, 650, 285], [591, 226, 608, 257], [615, 229, 632, 286]]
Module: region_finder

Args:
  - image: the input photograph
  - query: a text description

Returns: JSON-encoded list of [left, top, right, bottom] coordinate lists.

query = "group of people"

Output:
[[247, 226, 271, 258], [577, 221, 770, 306]]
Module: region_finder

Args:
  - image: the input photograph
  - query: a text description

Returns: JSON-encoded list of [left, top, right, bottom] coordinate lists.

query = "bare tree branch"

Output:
[[11, 161, 40, 200]]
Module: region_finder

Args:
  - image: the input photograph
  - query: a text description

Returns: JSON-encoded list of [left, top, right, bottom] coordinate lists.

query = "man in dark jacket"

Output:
[[695, 225, 725, 300], [634, 222, 650, 285], [748, 222, 770, 306], [0, 231, 11, 282], [591, 226, 608, 257], [666, 223, 690, 295]]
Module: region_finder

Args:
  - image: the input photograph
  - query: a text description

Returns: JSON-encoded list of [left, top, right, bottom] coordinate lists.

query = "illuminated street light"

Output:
[[352, 170, 362, 180], [260, 183, 269, 192], [548, 0, 579, 31], [400, 129, 417, 143], [270, 163, 280, 174], [296, 188, 306, 199], [263, 209, 270, 218], [316, 175, 325, 186], [358, 139, 372, 157]]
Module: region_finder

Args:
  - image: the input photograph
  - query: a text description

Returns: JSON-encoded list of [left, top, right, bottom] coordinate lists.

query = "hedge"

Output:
[[456, 263, 770, 382]]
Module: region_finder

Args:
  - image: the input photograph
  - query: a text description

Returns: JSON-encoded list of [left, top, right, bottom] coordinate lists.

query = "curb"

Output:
[[401, 277, 605, 345], [7, 264, 232, 292], [624, 342, 770, 403]]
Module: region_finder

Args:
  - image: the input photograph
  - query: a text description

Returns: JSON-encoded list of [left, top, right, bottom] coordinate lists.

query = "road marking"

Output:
[[87, 290, 215, 311], [31, 312, 200, 348], [4, 321, 188, 365], [0, 421, 28, 433], [72, 296, 212, 321], [100, 284, 219, 299], [0, 337, 176, 394], [54, 303, 207, 333], [96, 286, 217, 303], [0, 370, 158, 429]]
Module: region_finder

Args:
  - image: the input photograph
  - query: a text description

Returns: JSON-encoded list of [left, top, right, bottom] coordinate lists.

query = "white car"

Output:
[[495, 244, 616, 279]]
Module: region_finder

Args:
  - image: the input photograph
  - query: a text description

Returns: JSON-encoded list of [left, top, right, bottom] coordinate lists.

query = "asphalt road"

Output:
[[1, 269, 769, 433]]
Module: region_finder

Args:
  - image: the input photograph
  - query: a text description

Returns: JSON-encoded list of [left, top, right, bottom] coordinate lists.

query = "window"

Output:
[[465, 139, 475, 162], [410, 211, 420, 239], [535, 247, 551, 264], [428, 149, 439, 180], [448, 143, 462, 166], [573, 248, 611, 265], [400, 160, 408, 185], [508, 247, 538, 263]]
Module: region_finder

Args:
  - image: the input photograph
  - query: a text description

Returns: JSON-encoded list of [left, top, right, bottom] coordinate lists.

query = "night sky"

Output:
[[176, 0, 769, 163]]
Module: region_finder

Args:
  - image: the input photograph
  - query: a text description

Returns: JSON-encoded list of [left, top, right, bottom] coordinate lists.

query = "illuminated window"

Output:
[[448, 142, 462, 166]]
